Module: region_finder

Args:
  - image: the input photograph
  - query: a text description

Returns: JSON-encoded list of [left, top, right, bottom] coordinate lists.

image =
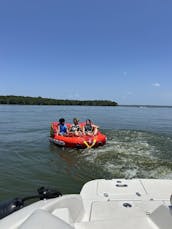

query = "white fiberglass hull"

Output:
[[0, 179, 172, 229]]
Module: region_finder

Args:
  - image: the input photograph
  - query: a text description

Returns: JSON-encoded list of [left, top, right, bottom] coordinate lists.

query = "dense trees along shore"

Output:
[[0, 96, 118, 106]]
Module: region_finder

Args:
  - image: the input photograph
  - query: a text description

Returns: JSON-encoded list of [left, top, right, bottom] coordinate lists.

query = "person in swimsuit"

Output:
[[69, 118, 82, 136], [82, 119, 99, 136], [57, 118, 68, 136]]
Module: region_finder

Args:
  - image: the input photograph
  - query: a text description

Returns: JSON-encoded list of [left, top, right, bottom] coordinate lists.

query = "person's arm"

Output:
[[68, 124, 73, 133], [92, 124, 99, 135], [92, 124, 99, 129], [56, 124, 60, 135], [78, 124, 82, 132], [82, 125, 86, 135], [65, 125, 69, 134]]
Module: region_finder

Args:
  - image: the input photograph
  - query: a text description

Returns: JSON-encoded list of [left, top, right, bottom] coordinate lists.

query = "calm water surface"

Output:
[[0, 105, 172, 200]]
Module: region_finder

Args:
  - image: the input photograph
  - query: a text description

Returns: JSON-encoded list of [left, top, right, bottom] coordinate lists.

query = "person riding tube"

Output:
[[57, 118, 68, 136], [83, 119, 99, 136], [69, 118, 82, 136]]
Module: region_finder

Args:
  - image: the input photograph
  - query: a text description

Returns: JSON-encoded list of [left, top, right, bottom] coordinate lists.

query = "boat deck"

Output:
[[75, 179, 172, 229], [0, 179, 172, 229]]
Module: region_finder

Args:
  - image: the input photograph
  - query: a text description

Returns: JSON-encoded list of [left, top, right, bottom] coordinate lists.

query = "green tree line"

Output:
[[0, 95, 118, 106]]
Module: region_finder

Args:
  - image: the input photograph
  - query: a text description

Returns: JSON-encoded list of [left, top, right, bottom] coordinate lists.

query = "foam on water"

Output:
[[78, 130, 172, 179]]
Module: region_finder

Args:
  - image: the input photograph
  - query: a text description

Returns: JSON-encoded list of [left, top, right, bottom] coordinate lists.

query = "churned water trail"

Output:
[[0, 105, 172, 199], [79, 130, 172, 179]]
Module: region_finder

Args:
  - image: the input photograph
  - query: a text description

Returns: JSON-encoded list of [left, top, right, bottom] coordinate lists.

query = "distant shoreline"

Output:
[[0, 95, 118, 106], [119, 105, 172, 108]]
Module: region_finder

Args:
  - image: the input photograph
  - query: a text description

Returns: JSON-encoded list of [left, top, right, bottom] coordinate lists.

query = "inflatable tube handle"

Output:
[[84, 138, 97, 148]]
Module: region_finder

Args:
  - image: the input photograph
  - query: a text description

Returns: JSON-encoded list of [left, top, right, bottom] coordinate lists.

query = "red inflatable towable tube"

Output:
[[49, 122, 107, 149]]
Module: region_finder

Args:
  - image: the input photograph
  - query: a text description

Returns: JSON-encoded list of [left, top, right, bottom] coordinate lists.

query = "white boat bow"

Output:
[[0, 179, 172, 229]]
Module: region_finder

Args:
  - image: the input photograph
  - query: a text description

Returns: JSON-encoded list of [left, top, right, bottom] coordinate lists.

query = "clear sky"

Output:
[[0, 0, 172, 105]]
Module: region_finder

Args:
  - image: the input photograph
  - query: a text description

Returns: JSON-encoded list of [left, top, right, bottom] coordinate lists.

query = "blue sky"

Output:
[[0, 0, 172, 105]]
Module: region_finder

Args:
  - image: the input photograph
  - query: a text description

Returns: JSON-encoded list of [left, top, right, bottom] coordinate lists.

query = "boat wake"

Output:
[[78, 130, 172, 179]]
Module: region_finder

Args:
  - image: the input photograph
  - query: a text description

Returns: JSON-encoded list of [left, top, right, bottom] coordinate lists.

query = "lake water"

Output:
[[0, 105, 172, 200]]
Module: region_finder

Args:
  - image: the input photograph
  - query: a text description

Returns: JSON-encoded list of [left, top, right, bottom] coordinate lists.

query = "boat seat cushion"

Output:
[[149, 205, 172, 229], [18, 209, 74, 229]]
